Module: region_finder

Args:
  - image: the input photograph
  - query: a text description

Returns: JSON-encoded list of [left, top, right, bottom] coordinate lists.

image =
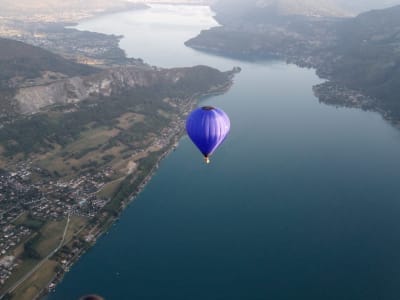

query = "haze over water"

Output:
[[48, 5, 400, 300]]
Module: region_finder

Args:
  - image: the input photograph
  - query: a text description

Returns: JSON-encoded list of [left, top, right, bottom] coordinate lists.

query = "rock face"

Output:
[[14, 65, 233, 115]]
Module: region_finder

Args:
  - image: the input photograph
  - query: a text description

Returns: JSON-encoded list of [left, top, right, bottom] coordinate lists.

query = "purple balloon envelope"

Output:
[[186, 106, 230, 163]]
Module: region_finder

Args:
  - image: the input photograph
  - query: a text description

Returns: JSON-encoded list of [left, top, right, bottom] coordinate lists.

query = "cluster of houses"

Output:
[[0, 163, 117, 286]]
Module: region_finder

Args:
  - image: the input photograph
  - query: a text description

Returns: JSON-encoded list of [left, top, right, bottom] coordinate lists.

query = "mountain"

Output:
[[0, 38, 100, 123], [187, 3, 400, 121], [211, 0, 350, 25], [211, 0, 400, 19], [0, 64, 236, 156], [328, 5, 400, 114], [0, 38, 99, 89], [332, 0, 400, 14], [12, 65, 234, 115]]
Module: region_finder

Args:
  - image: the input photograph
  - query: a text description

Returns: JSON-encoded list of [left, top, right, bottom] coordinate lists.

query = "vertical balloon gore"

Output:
[[186, 106, 230, 163]]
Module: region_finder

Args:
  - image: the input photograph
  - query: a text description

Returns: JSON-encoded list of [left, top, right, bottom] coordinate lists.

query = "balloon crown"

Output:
[[201, 106, 216, 111]]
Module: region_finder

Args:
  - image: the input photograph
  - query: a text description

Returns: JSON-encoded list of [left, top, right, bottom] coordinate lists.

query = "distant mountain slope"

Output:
[[332, 0, 400, 14], [0, 38, 99, 88], [212, 0, 350, 25], [329, 5, 400, 113], [337, 5, 400, 44]]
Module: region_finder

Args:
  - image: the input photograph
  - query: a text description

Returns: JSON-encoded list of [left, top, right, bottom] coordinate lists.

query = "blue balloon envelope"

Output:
[[186, 106, 230, 163]]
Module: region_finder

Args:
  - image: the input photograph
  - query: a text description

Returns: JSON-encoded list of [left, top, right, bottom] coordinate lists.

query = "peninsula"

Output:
[[0, 2, 240, 299]]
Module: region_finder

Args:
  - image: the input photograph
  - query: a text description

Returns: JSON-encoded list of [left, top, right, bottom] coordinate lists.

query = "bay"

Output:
[[47, 4, 400, 300]]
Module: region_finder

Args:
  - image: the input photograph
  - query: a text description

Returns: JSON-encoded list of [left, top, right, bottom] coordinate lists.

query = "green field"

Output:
[[64, 216, 88, 243], [34, 220, 67, 258], [0, 259, 39, 294], [97, 177, 124, 199], [9, 260, 58, 300]]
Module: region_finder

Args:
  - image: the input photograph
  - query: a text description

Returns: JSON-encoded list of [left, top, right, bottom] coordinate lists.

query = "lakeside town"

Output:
[[0, 19, 143, 68], [313, 81, 400, 126], [0, 161, 111, 285]]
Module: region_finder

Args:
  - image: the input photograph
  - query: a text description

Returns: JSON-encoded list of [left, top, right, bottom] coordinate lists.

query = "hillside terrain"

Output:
[[0, 64, 235, 162], [212, 0, 349, 24], [332, 0, 400, 13], [325, 6, 400, 116], [0, 38, 99, 89], [187, 2, 400, 122], [0, 37, 101, 122]]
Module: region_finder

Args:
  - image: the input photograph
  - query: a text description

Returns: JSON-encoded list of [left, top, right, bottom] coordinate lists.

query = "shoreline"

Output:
[[313, 81, 400, 128], [186, 42, 400, 130], [2, 79, 237, 300], [42, 94, 226, 299], [0, 4, 239, 298]]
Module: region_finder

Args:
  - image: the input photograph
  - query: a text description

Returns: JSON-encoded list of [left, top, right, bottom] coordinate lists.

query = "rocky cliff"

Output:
[[13, 65, 236, 115]]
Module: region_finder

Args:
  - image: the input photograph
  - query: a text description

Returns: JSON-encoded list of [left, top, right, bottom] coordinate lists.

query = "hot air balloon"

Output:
[[186, 106, 230, 164]]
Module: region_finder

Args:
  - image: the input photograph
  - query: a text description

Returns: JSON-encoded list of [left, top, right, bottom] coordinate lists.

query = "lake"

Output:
[[47, 4, 400, 300]]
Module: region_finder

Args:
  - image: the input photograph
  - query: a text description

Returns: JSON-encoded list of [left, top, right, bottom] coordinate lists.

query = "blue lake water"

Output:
[[48, 4, 400, 300]]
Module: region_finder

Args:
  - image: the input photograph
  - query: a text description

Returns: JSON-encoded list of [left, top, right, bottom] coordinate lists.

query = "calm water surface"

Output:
[[48, 5, 400, 300]]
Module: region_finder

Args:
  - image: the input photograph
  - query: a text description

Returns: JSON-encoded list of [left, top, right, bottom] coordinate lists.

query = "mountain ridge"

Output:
[[0, 38, 99, 89], [13, 65, 235, 115], [211, 0, 350, 25]]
